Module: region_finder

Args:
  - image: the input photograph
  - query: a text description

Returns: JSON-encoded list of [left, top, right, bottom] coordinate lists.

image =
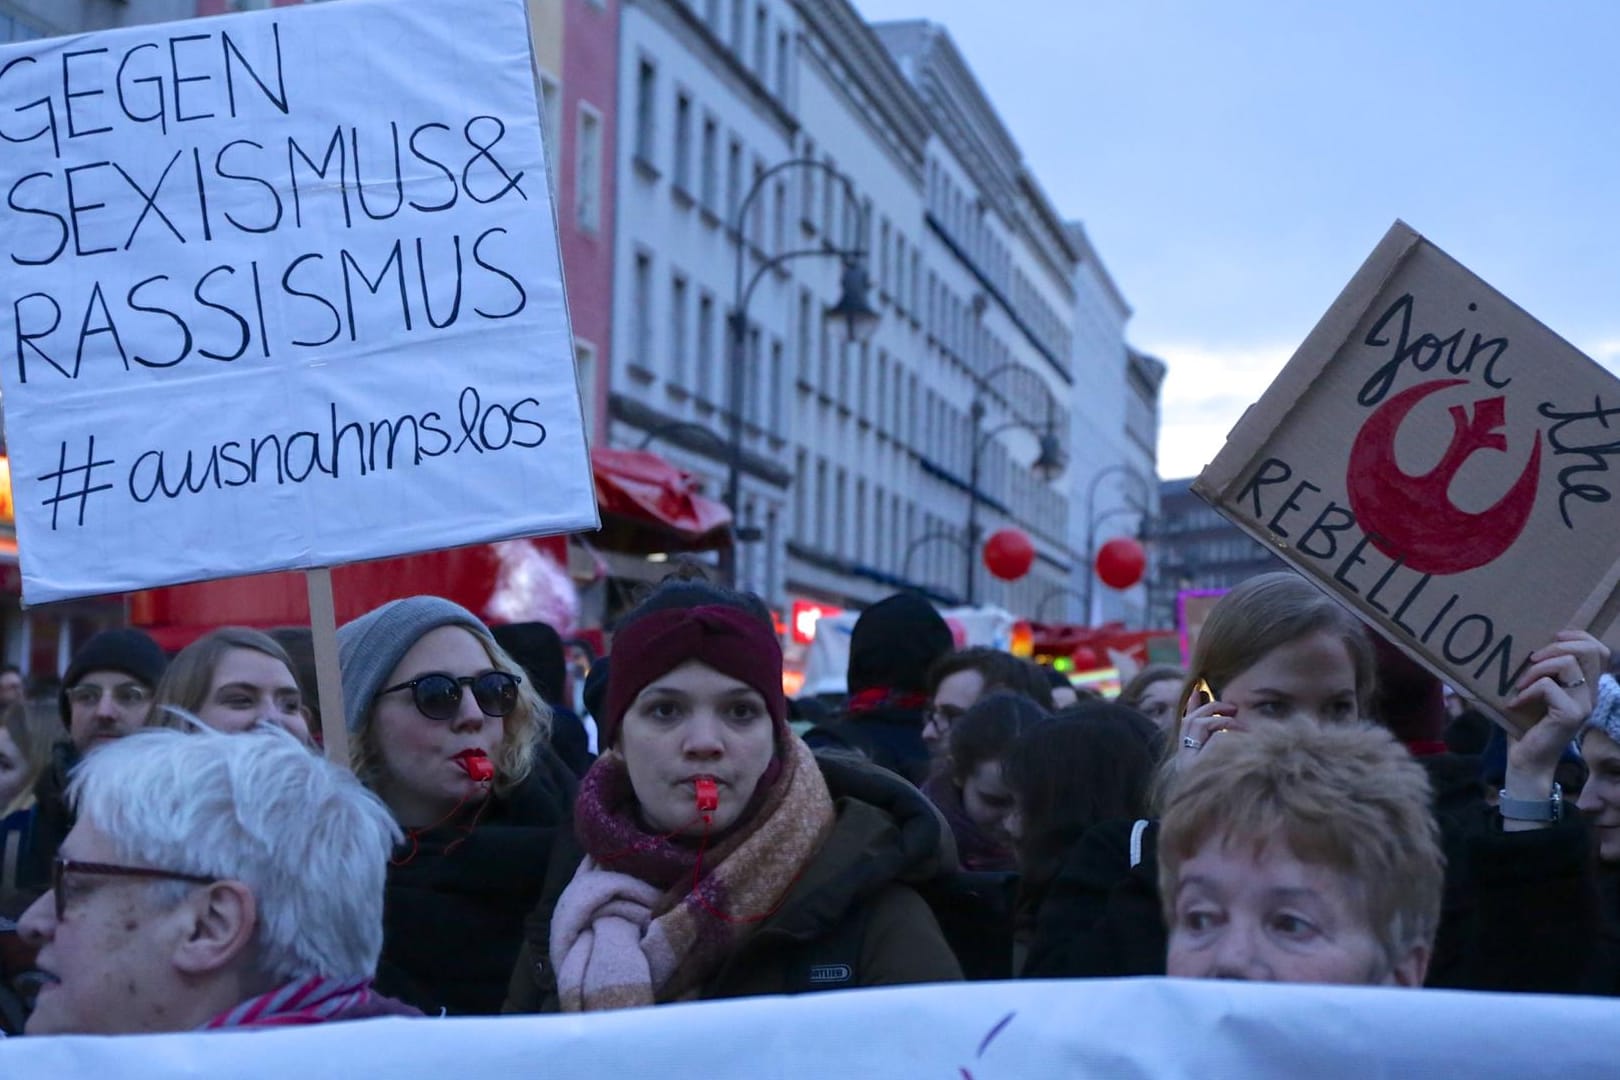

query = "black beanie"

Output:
[[59, 628, 168, 723], [491, 621, 567, 706], [582, 655, 611, 729], [847, 592, 953, 695]]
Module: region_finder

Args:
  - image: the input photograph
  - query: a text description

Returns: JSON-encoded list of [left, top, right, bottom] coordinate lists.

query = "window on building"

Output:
[[815, 458, 829, 549], [799, 138, 817, 225], [818, 320, 832, 393], [634, 59, 657, 166], [835, 469, 848, 557], [535, 68, 561, 192], [753, 4, 769, 77], [878, 218, 890, 295], [796, 289, 813, 385], [575, 104, 602, 231], [794, 449, 809, 540], [726, 138, 743, 227], [872, 486, 886, 569], [772, 179, 786, 253], [775, 29, 791, 100], [670, 274, 689, 386], [672, 91, 693, 192], [750, 156, 766, 241], [700, 114, 719, 213], [855, 479, 867, 563], [730, 0, 745, 51], [574, 339, 598, 443], [631, 252, 653, 374], [696, 292, 716, 401], [769, 338, 784, 431], [821, 155, 837, 239]]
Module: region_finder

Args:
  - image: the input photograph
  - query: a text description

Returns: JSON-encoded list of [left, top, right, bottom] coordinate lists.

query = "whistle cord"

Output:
[[389, 780, 494, 869]]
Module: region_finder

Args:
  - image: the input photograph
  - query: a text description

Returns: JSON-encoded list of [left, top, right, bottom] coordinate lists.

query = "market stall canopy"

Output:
[[590, 447, 733, 555]]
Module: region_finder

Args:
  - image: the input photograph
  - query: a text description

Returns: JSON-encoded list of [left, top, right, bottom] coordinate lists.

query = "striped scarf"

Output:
[[202, 975, 374, 1029], [551, 737, 836, 1011]]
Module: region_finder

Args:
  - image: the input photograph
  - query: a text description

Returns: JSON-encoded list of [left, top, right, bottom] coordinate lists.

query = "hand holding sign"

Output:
[[1195, 222, 1620, 733], [0, 0, 597, 605]]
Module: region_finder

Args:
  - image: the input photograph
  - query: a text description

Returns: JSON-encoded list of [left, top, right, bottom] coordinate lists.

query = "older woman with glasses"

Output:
[[338, 596, 577, 1016]]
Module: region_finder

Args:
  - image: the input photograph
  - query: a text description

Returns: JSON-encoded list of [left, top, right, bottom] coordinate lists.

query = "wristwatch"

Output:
[[1498, 782, 1563, 823]]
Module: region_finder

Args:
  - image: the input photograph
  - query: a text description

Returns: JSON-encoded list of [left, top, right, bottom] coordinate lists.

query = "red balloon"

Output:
[[1070, 645, 1100, 670], [983, 528, 1036, 581], [1096, 537, 1147, 590]]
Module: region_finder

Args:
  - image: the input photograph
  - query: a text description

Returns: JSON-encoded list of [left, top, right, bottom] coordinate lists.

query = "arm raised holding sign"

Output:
[[1442, 630, 1620, 994]]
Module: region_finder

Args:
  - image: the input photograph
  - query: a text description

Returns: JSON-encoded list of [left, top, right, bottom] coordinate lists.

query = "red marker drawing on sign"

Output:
[[1347, 378, 1541, 576]]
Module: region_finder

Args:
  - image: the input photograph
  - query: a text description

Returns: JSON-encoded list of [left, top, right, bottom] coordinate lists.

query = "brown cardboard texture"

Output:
[[1194, 221, 1620, 733]]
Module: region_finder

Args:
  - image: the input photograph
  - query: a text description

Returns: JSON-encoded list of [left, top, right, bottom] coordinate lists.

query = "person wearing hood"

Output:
[[19, 628, 168, 893], [338, 596, 577, 1016], [804, 592, 954, 785], [503, 582, 961, 1013]]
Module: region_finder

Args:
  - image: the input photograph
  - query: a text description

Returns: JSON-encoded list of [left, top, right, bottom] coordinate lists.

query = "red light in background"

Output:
[[791, 600, 841, 645]]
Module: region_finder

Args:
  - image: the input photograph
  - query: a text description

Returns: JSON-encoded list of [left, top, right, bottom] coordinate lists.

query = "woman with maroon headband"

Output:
[[504, 582, 961, 1012]]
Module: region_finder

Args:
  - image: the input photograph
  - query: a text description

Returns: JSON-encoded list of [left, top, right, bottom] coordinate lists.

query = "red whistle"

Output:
[[694, 777, 719, 815], [453, 749, 494, 783]]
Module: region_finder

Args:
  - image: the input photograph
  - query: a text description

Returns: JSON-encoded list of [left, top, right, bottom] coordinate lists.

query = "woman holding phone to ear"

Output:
[[503, 580, 961, 1014], [1025, 571, 1381, 978], [338, 596, 577, 1016], [1024, 570, 1606, 988]]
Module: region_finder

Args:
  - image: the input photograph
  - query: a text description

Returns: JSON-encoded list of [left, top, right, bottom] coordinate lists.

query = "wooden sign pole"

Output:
[[305, 567, 350, 768]]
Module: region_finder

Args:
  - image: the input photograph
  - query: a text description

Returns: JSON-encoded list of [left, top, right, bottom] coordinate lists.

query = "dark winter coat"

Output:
[[16, 741, 78, 895], [1443, 815, 1620, 995], [502, 751, 963, 1012], [375, 744, 576, 1016], [803, 703, 933, 786]]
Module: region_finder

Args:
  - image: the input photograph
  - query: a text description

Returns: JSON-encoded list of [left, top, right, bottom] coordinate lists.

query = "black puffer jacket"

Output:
[[375, 744, 576, 1016], [503, 751, 963, 1012]]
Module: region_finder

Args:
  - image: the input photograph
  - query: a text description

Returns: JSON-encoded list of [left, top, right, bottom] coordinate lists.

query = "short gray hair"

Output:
[[69, 724, 402, 984]]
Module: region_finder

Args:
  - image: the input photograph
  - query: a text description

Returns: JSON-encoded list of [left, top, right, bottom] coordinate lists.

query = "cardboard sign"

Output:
[[1195, 221, 1620, 730], [0, 0, 596, 605]]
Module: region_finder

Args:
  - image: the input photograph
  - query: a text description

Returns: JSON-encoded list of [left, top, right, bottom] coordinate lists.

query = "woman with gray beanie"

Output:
[[338, 595, 577, 1016]]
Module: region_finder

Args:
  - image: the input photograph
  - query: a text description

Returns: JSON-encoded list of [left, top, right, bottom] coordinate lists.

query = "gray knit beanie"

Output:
[[1586, 673, 1620, 747], [336, 595, 495, 735]]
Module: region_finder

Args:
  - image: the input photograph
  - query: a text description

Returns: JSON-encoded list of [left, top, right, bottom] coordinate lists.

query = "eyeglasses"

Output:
[[65, 683, 150, 709], [51, 857, 214, 922], [379, 671, 521, 722]]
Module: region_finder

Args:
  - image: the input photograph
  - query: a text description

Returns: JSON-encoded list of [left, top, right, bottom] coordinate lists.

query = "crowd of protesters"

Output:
[[0, 566, 1617, 1037]]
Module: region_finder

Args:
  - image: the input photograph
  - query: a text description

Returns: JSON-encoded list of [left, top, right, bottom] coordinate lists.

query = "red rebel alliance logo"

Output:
[[1346, 378, 1542, 576]]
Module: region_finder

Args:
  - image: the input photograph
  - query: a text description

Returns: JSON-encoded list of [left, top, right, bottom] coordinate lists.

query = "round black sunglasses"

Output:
[[379, 671, 522, 722]]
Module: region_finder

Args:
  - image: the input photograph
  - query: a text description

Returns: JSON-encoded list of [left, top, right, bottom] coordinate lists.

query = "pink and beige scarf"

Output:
[[551, 736, 835, 1011]]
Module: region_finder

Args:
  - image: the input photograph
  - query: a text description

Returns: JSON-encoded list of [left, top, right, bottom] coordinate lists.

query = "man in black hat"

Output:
[[17, 629, 167, 892], [805, 593, 954, 785]]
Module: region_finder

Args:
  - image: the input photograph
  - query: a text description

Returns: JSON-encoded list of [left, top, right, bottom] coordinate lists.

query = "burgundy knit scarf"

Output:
[[551, 738, 835, 1010]]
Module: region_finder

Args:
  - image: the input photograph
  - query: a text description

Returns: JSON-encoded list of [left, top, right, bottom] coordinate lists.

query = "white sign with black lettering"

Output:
[[0, 0, 595, 604]]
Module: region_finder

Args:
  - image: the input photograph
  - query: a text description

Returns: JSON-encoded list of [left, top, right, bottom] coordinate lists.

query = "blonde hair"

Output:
[[351, 633, 547, 799], [151, 627, 300, 729], [1158, 719, 1443, 972], [1, 700, 60, 817], [1170, 572, 1376, 752]]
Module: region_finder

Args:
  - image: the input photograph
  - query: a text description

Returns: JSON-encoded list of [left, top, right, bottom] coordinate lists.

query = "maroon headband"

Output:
[[602, 605, 787, 747]]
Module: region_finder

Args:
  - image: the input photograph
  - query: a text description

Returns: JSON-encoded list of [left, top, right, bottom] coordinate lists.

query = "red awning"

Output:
[[590, 447, 733, 554], [129, 537, 570, 650]]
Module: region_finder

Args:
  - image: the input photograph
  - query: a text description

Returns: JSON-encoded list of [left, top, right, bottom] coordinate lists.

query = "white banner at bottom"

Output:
[[3, 977, 1616, 1077]]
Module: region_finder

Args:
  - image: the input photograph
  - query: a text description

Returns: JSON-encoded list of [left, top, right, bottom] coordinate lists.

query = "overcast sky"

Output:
[[854, 0, 1620, 479]]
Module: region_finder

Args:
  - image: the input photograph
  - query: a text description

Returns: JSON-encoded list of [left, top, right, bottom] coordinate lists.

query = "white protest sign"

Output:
[[0, 0, 596, 604], [3, 979, 1618, 1078]]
